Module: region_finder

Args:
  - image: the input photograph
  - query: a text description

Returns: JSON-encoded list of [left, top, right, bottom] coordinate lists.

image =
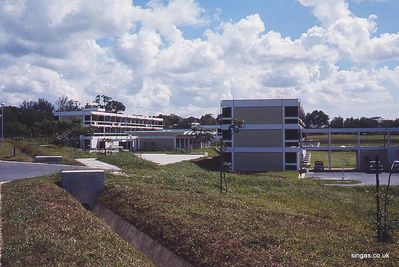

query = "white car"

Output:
[[391, 160, 399, 173]]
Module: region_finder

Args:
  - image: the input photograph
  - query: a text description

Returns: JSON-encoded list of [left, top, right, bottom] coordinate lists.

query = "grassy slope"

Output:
[[0, 140, 32, 161], [310, 151, 357, 169], [11, 140, 95, 164], [98, 153, 399, 266], [1, 176, 153, 267]]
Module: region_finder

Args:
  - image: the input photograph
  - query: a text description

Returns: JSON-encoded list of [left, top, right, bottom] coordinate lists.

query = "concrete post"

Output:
[[328, 131, 332, 170]]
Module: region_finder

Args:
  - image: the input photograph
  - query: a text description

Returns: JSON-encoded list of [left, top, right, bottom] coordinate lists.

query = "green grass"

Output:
[[310, 151, 357, 169], [0, 140, 32, 161], [307, 134, 399, 147], [98, 152, 399, 266], [1, 176, 153, 267], [10, 140, 96, 165]]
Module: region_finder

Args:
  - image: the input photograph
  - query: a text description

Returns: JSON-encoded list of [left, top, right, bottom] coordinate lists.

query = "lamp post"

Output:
[[1, 103, 5, 159], [340, 145, 346, 181]]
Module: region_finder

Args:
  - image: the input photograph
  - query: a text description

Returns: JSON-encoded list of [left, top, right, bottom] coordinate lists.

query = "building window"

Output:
[[285, 129, 299, 140], [285, 142, 299, 147], [84, 115, 91, 121], [285, 118, 298, 124], [222, 107, 232, 118], [285, 152, 297, 164], [222, 119, 232, 125], [285, 106, 298, 117]]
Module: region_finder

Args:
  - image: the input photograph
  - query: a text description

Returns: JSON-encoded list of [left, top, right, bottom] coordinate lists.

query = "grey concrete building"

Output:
[[130, 129, 215, 151], [221, 99, 304, 172]]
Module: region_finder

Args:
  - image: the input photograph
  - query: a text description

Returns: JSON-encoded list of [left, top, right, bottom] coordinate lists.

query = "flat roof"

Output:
[[221, 99, 300, 107], [54, 110, 163, 121], [302, 128, 399, 134]]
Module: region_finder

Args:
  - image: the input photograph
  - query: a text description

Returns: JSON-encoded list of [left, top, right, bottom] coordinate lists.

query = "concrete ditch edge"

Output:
[[92, 203, 193, 267]]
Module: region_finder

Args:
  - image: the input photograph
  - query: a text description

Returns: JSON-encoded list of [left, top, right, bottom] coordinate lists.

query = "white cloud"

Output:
[[0, 0, 398, 119]]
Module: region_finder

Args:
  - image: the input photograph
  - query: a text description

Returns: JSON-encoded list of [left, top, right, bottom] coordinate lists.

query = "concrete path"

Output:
[[0, 161, 86, 182], [76, 158, 121, 171], [307, 171, 399, 186], [136, 153, 205, 165]]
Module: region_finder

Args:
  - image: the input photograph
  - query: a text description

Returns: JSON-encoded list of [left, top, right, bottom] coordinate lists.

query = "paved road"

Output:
[[0, 161, 85, 181], [76, 158, 121, 171], [136, 153, 205, 165], [307, 171, 399, 186]]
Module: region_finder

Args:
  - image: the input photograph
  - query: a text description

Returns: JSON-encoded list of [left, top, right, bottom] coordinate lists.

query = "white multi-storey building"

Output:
[[54, 108, 163, 150]]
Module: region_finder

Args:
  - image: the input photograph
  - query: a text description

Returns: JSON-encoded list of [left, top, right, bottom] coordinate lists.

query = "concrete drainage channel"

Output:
[[61, 170, 192, 267]]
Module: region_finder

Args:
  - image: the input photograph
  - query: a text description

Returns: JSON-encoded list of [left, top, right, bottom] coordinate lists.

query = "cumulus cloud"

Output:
[[0, 0, 398, 118]]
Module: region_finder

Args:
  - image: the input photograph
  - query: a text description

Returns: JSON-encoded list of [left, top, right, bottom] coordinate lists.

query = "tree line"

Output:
[[1, 96, 219, 146], [2, 95, 127, 145], [157, 113, 218, 129], [3, 97, 88, 146], [305, 110, 399, 128]]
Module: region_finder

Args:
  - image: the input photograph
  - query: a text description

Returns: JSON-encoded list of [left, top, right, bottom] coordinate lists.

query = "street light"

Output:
[[1, 103, 5, 159], [340, 145, 346, 181]]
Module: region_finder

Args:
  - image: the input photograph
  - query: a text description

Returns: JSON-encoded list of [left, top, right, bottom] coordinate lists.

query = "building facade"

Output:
[[54, 108, 163, 150], [130, 129, 215, 151], [54, 108, 163, 134], [221, 99, 304, 172]]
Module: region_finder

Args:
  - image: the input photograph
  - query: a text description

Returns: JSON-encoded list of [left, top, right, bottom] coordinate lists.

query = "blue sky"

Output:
[[134, 0, 398, 38], [1, 0, 399, 118]]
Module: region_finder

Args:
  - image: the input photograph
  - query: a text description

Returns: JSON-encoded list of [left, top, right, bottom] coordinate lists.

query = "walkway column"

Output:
[[328, 131, 332, 170]]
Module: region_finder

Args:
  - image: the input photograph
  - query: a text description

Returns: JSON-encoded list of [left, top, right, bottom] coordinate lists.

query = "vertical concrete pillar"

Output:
[[328, 131, 332, 170]]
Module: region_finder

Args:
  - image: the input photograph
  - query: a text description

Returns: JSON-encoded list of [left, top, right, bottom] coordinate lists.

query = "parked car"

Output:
[[367, 160, 384, 173], [391, 160, 399, 173], [313, 161, 324, 172]]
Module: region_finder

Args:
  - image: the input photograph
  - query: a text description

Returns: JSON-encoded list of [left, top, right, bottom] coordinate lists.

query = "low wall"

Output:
[[34, 155, 63, 163], [61, 170, 104, 209], [92, 203, 192, 267]]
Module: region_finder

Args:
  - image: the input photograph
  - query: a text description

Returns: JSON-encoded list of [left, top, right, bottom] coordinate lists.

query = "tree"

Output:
[[105, 100, 126, 113], [19, 98, 55, 135], [88, 95, 126, 113], [53, 119, 93, 147], [35, 98, 55, 114], [305, 110, 330, 128], [330, 117, 344, 128], [344, 117, 379, 128], [56, 96, 81, 111], [157, 114, 184, 128], [199, 114, 218, 125], [94, 95, 112, 108]]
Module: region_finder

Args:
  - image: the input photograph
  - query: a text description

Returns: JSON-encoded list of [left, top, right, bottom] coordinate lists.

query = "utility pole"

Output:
[[375, 155, 382, 242]]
